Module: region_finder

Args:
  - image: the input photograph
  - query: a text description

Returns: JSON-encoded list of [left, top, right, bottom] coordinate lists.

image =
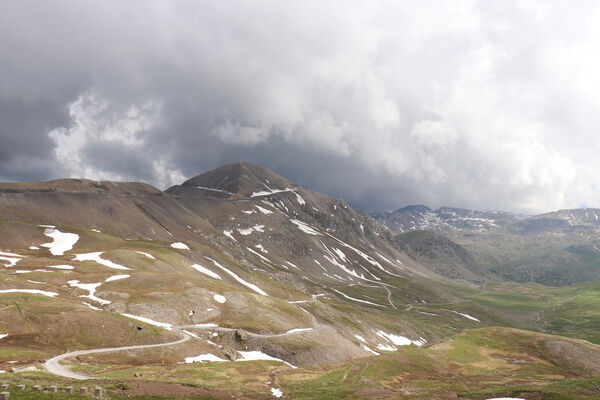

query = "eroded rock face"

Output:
[[220, 346, 239, 361], [235, 329, 248, 343]]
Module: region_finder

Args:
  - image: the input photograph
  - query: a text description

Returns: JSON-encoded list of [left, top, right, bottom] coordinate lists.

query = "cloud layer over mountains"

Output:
[[1, 1, 599, 213]]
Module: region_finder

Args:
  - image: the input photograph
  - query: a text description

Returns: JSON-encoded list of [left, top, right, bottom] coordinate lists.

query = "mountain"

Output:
[[375, 205, 600, 286], [392, 230, 491, 284], [2, 163, 600, 399]]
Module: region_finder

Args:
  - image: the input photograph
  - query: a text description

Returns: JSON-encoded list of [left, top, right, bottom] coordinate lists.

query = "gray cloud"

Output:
[[1, 0, 600, 213]]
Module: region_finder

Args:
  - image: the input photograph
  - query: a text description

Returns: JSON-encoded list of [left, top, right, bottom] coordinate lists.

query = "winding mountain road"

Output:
[[44, 331, 190, 380]]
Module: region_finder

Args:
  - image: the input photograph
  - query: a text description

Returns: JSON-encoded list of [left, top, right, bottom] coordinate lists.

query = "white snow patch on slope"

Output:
[[0, 251, 24, 257], [247, 247, 272, 264], [170, 242, 190, 250], [242, 209, 256, 214], [362, 344, 380, 355], [195, 323, 218, 328], [74, 252, 131, 270], [294, 192, 305, 206], [376, 343, 397, 351], [29, 246, 40, 250], [223, 230, 237, 241], [355, 335, 367, 343], [41, 228, 79, 256], [271, 387, 283, 398], [332, 289, 386, 307], [0, 334, 8, 340], [91, 229, 101, 233], [0, 250, 25, 267], [46, 265, 74, 270], [0, 256, 22, 267], [251, 188, 295, 198], [286, 328, 313, 334], [185, 353, 227, 363], [105, 274, 130, 282], [136, 251, 155, 259], [444, 309, 480, 322], [375, 330, 426, 347], [290, 219, 321, 235], [213, 294, 226, 303], [237, 351, 297, 368], [121, 314, 173, 330], [191, 264, 222, 280], [255, 205, 273, 215], [82, 302, 101, 310], [0, 289, 58, 297], [255, 244, 268, 253], [206, 257, 268, 296], [68, 280, 111, 305]]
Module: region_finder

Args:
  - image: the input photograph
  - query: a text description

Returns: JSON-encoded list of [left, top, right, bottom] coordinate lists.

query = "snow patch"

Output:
[[223, 230, 237, 241], [46, 265, 74, 270], [41, 228, 79, 256], [213, 294, 226, 303], [286, 328, 313, 334], [362, 344, 380, 355], [105, 274, 130, 282], [121, 314, 173, 330], [0, 250, 25, 267], [0, 289, 58, 297], [255, 244, 268, 253], [191, 264, 222, 280], [251, 188, 295, 198], [185, 353, 226, 363], [290, 219, 321, 235], [206, 257, 268, 296], [271, 387, 283, 398], [294, 192, 305, 206], [74, 252, 131, 270], [82, 302, 101, 310], [332, 289, 386, 307], [237, 351, 297, 368], [247, 247, 272, 264], [170, 242, 190, 250], [136, 251, 155, 259], [255, 205, 273, 215], [68, 280, 111, 305], [444, 309, 480, 322], [355, 335, 367, 343], [0, 334, 8, 340], [375, 343, 397, 351]]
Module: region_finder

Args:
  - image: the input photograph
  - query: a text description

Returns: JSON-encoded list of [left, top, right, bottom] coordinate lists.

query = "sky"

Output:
[[1, 0, 600, 214]]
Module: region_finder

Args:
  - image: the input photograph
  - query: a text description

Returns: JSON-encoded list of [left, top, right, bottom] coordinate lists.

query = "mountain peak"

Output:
[[166, 162, 296, 198]]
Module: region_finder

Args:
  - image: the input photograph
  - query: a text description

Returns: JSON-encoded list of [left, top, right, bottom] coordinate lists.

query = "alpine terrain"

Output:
[[1, 162, 600, 399]]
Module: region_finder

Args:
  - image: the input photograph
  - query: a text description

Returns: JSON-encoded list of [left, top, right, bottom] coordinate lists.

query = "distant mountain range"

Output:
[[373, 205, 600, 286]]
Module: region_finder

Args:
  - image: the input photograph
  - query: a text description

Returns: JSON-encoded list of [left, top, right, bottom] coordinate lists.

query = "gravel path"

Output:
[[44, 331, 190, 380]]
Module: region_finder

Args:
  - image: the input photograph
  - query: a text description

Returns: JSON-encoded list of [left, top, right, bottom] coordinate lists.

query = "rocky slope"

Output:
[[0, 162, 474, 376]]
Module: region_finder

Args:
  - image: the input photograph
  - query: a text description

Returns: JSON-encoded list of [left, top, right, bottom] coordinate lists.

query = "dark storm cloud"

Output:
[[1, 0, 600, 213]]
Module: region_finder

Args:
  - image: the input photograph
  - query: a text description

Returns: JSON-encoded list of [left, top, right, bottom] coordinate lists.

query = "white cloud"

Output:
[[4, 1, 600, 212]]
